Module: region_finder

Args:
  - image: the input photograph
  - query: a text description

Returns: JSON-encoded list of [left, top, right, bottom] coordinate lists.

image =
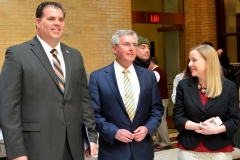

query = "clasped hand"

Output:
[[115, 126, 148, 143], [195, 117, 219, 135]]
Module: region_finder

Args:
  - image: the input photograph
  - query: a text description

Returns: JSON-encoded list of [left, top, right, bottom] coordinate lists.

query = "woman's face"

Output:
[[188, 50, 206, 78]]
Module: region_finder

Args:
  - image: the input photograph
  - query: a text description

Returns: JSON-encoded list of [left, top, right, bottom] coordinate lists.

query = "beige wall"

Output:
[[131, 0, 162, 12], [0, 0, 132, 74], [0, 0, 219, 73]]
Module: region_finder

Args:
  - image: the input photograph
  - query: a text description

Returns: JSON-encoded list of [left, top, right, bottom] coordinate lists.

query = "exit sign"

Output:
[[132, 11, 185, 25], [150, 14, 160, 23]]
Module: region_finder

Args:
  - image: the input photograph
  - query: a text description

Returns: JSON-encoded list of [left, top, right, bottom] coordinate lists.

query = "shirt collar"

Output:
[[152, 66, 158, 70], [36, 35, 61, 56], [114, 60, 135, 76]]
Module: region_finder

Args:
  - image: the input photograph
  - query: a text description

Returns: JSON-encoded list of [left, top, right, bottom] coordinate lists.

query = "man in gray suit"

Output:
[[0, 2, 97, 160]]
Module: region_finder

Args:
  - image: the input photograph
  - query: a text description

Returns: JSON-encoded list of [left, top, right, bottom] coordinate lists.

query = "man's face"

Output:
[[36, 5, 65, 46], [112, 34, 137, 68], [136, 44, 150, 61]]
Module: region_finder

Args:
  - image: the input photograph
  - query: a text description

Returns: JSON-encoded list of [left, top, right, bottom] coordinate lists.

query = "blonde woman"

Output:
[[173, 44, 239, 160]]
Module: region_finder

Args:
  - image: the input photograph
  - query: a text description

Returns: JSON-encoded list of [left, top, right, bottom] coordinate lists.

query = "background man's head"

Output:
[[149, 57, 158, 65], [202, 41, 213, 47], [136, 36, 151, 61], [148, 57, 158, 70]]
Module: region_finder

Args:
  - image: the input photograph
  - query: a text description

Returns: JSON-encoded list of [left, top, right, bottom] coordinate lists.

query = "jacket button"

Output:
[[62, 122, 66, 125], [201, 115, 205, 119], [62, 101, 65, 105]]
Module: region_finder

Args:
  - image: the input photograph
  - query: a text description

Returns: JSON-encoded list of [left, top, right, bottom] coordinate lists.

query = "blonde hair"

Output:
[[190, 44, 222, 98]]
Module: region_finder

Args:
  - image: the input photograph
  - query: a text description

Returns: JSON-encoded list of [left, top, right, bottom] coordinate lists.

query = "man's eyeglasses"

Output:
[[116, 43, 138, 48]]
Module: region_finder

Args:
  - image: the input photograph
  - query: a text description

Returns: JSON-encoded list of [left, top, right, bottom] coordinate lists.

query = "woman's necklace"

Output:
[[198, 82, 207, 94]]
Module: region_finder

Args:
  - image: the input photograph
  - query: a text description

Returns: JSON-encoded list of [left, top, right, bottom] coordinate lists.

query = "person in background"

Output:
[[202, 41, 230, 77], [148, 57, 172, 149], [216, 48, 230, 70], [133, 36, 151, 69], [171, 65, 192, 104], [0, 2, 97, 160], [173, 44, 239, 160], [89, 30, 164, 160]]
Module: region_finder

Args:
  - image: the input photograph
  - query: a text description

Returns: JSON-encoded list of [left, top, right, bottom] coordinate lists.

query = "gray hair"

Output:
[[111, 30, 138, 46]]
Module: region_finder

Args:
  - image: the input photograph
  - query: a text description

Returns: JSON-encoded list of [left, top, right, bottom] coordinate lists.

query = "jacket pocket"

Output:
[[22, 122, 41, 131]]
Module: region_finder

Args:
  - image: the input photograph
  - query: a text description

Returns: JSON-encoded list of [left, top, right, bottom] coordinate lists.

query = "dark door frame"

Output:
[[215, 0, 240, 62]]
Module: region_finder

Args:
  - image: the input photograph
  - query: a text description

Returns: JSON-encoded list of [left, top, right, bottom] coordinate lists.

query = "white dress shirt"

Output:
[[36, 35, 66, 80], [171, 72, 184, 104], [0, 128, 3, 140], [114, 60, 140, 109], [152, 66, 160, 82]]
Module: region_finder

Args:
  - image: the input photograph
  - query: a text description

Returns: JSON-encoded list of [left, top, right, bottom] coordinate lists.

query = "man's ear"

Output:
[[36, 18, 41, 28], [112, 45, 117, 55]]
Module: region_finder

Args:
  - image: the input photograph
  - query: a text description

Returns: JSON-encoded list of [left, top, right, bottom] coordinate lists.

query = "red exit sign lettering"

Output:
[[150, 14, 160, 23]]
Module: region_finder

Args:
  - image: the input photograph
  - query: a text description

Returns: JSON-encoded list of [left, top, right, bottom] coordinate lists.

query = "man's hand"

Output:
[[115, 129, 134, 143], [13, 156, 28, 160], [133, 126, 148, 142], [217, 49, 223, 57], [85, 142, 97, 158]]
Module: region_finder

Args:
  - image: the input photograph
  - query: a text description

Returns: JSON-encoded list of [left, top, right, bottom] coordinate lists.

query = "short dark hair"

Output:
[[36, 2, 66, 18], [149, 57, 158, 65], [202, 41, 213, 47]]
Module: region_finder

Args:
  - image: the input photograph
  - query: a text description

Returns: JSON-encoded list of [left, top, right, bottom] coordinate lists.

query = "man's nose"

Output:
[[129, 44, 135, 50], [54, 19, 61, 25]]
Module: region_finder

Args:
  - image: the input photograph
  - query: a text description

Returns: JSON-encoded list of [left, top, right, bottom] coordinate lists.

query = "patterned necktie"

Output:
[[122, 69, 136, 122], [50, 49, 65, 93]]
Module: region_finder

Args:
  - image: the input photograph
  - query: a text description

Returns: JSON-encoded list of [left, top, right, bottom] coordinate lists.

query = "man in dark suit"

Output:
[[0, 2, 97, 160], [89, 30, 164, 160]]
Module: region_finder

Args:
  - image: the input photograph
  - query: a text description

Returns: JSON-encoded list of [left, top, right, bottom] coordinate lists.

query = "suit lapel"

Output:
[[104, 64, 126, 111], [188, 78, 206, 113], [134, 65, 145, 112], [30, 36, 60, 91], [61, 44, 71, 98], [188, 78, 223, 112]]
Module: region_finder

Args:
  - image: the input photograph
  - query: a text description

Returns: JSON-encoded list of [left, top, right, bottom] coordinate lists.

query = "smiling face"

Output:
[[136, 44, 150, 61], [188, 50, 206, 79], [36, 5, 65, 48], [112, 34, 137, 68]]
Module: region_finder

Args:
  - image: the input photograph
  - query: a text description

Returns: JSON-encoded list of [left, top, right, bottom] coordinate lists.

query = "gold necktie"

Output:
[[123, 69, 136, 122], [50, 49, 65, 93]]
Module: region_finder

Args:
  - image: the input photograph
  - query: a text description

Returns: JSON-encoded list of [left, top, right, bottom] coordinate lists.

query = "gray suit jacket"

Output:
[[0, 36, 97, 160]]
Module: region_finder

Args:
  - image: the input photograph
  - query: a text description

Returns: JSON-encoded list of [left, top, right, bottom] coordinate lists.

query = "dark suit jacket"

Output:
[[173, 77, 239, 150], [89, 63, 164, 160], [0, 36, 97, 160]]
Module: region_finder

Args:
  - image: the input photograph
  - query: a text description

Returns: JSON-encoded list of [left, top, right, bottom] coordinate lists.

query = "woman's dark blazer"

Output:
[[173, 77, 239, 150]]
